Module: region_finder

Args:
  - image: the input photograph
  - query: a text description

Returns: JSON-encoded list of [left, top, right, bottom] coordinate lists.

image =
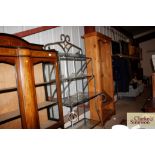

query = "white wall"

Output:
[[140, 39, 155, 77], [96, 26, 129, 42], [0, 26, 85, 51], [0, 26, 38, 34]]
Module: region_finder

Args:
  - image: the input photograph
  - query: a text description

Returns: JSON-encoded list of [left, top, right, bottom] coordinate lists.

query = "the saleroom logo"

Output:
[[127, 113, 155, 129]]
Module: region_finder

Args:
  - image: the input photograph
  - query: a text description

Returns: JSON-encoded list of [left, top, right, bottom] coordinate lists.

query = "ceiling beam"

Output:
[[134, 28, 155, 39], [135, 31, 155, 43], [14, 26, 58, 37]]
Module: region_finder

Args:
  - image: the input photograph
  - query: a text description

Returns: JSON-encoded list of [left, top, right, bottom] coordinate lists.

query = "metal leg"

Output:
[[74, 58, 79, 121], [70, 107, 73, 128]]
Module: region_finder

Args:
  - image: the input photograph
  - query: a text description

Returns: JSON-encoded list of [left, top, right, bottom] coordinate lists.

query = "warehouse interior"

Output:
[[0, 26, 155, 129]]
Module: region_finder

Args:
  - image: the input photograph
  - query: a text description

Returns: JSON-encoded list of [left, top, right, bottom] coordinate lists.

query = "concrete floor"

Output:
[[95, 86, 150, 129]]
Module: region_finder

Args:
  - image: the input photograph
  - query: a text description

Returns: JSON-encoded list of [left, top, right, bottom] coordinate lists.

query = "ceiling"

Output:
[[113, 26, 155, 43]]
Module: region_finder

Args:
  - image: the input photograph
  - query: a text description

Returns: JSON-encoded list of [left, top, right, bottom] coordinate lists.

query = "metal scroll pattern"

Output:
[[44, 34, 83, 55]]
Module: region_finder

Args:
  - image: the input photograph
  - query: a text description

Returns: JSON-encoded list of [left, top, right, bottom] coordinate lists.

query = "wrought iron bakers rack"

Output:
[[43, 34, 106, 128]]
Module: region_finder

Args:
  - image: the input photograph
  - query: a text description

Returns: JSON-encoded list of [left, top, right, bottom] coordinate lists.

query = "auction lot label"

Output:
[[127, 113, 155, 129]]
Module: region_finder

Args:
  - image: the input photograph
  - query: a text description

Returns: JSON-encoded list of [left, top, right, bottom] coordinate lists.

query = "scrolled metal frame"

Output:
[[44, 34, 83, 55], [43, 34, 101, 128]]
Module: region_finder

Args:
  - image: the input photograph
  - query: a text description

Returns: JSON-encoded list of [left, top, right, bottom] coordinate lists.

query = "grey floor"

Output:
[[94, 86, 150, 129]]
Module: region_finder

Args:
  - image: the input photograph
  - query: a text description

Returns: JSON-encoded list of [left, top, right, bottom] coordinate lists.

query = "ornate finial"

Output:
[[44, 34, 82, 54]]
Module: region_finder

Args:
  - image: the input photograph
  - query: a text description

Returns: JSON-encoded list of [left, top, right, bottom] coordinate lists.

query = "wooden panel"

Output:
[[16, 49, 40, 129], [0, 63, 19, 115], [0, 63, 21, 128], [152, 73, 155, 97], [38, 106, 60, 129], [84, 32, 115, 124], [99, 37, 115, 117], [84, 34, 103, 121], [128, 44, 136, 56], [55, 61, 64, 124], [0, 118, 22, 129], [100, 41, 114, 97], [0, 33, 43, 50], [0, 47, 17, 57], [0, 63, 16, 88], [38, 109, 49, 126], [0, 92, 19, 114]]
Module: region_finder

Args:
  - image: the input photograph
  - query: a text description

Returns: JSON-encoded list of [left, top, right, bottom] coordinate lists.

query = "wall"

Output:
[[96, 26, 129, 42], [0, 26, 38, 34], [140, 38, 155, 77], [0, 26, 85, 50]]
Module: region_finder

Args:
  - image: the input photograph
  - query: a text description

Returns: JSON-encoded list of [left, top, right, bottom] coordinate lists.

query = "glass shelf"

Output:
[[62, 92, 104, 107]]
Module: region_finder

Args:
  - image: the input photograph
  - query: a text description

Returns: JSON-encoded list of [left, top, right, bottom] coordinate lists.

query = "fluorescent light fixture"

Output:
[[152, 55, 155, 70]]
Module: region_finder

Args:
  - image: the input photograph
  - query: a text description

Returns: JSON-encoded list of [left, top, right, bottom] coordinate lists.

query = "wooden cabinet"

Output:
[[143, 73, 155, 112], [128, 43, 141, 58], [0, 33, 64, 129], [83, 32, 115, 125]]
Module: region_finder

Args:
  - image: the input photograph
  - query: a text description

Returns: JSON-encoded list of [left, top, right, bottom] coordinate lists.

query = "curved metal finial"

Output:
[[60, 34, 70, 43], [44, 34, 83, 55]]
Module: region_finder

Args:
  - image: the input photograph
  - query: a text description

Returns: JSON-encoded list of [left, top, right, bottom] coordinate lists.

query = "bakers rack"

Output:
[[44, 34, 106, 128]]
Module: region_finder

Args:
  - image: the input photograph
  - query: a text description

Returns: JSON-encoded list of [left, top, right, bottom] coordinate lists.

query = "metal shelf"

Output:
[[62, 92, 104, 107], [61, 75, 93, 82], [112, 54, 139, 59], [43, 34, 102, 129], [66, 118, 100, 129], [59, 53, 91, 61]]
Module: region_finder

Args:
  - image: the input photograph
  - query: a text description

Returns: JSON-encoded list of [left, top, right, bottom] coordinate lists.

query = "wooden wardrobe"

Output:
[[0, 33, 64, 129], [84, 32, 115, 125]]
